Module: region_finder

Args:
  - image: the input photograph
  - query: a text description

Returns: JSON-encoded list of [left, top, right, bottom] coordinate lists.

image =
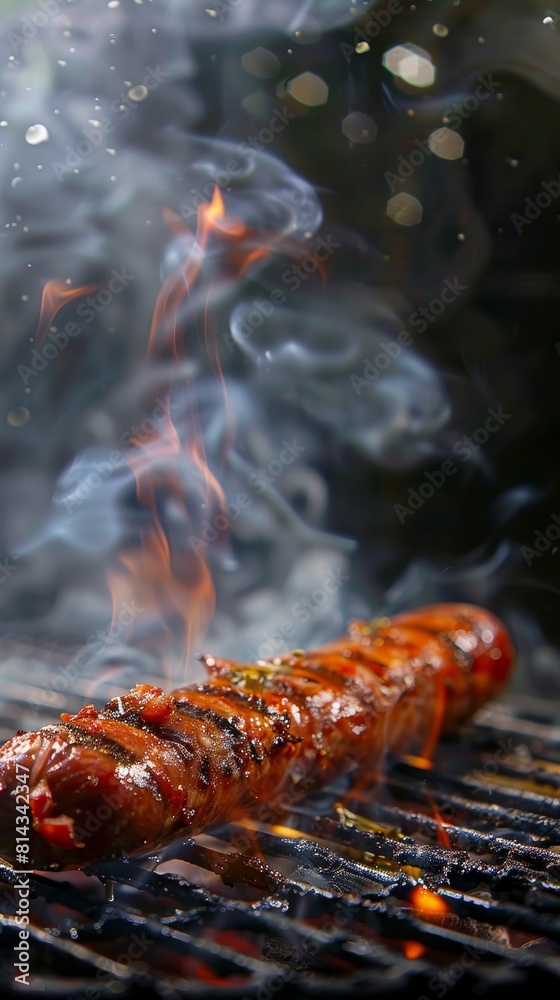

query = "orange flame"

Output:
[[34, 279, 100, 348], [107, 387, 220, 679], [421, 679, 447, 759], [426, 793, 452, 849], [107, 187, 269, 679], [205, 186, 227, 226], [147, 191, 244, 359]]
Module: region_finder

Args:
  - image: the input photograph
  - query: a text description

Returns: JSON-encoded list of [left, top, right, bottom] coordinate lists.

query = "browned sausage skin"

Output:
[[0, 603, 514, 870]]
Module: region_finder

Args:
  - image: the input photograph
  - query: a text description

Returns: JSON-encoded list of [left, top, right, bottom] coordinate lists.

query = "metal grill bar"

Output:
[[287, 813, 560, 891]]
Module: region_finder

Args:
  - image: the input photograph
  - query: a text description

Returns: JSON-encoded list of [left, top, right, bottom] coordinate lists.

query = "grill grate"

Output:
[[1, 642, 560, 998]]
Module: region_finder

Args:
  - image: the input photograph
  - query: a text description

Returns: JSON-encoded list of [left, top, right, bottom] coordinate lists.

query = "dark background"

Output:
[[191, 0, 560, 697]]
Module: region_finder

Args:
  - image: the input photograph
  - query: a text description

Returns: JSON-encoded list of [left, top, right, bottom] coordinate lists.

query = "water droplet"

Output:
[[386, 192, 423, 227], [7, 407, 30, 427], [433, 23, 449, 37], [11, 177, 22, 188], [128, 84, 148, 102], [25, 124, 49, 145], [342, 111, 377, 144], [383, 44, 436, 88]]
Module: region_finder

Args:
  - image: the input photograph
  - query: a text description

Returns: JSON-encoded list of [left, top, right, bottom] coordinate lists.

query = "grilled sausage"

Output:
[[0, 603, 513, 870]]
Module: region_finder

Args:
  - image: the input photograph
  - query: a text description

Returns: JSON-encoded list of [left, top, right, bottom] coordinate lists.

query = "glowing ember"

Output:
[[403, 940, 425, 960], [402, 754, 433, 770], [107, 187, 275, 680], [410, 886, 449, 916]]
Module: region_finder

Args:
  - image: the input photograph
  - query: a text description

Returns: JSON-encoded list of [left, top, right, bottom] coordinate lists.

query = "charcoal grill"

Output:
[[0, 637, 559, 998]]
